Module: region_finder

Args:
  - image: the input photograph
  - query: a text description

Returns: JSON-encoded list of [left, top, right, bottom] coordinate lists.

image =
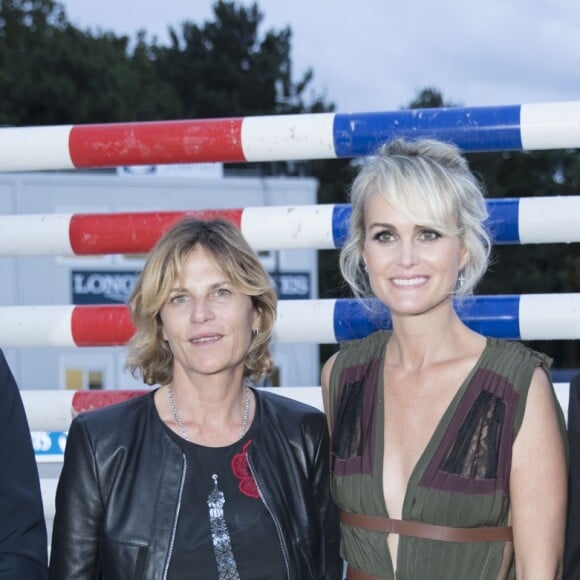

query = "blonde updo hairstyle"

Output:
[[340, 138, 492, 300]]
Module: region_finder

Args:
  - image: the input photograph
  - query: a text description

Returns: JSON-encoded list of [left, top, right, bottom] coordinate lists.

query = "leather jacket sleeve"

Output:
[[49, 415, 103, 580], [0, 350, 48, 579]]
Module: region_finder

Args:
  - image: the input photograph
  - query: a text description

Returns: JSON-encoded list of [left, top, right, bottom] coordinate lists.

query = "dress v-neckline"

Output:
[[376, 336, 490, 573]]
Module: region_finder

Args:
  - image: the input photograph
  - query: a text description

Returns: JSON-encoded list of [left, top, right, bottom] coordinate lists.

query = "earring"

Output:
[[457, 271, 466, 289], [252, 328, 260, 336]]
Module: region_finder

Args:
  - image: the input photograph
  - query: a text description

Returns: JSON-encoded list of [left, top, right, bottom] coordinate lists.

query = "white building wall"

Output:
[[0, 171, 320, 391]]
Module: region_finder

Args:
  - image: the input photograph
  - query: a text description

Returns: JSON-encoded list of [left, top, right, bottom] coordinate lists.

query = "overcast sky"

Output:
[[60, 0, 580, 114]]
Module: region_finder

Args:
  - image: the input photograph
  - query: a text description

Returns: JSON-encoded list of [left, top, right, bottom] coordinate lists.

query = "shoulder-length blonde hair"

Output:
[[126, 218, 277, 386]]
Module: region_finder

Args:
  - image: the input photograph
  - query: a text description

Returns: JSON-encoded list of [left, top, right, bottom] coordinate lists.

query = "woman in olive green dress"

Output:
[[322, 138, 567, 580]]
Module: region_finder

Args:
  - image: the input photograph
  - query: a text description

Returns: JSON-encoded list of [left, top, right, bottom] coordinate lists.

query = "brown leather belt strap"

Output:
[[341, 510, 513, 543], [346, 564, 382, 580]]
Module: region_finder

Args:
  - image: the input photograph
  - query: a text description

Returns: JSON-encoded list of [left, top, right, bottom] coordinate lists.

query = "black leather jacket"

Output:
[[49, 388, 341, 579]]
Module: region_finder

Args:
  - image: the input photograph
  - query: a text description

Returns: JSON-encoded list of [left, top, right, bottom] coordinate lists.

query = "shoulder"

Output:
[[0, 348, 8, 372], [485, 340, 564, 437], [483, 338, 553, 400], [255, 387, 323, 418], [0, 347, 9, 371], [72, 390, 155, 434], [326, 331, 389, 377], [324, 330, 389, 386], [65, 390, 169, 469], [255, 387, 326, 435], [0, 349, 19, 403], [487, 337, 552, 369], [0, 350, 33, 444], [253, 389, 330, 461]]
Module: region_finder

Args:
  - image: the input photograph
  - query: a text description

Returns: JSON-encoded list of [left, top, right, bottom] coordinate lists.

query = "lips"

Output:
[[391, 276, 428, 287], [189, 334, 222, 344]]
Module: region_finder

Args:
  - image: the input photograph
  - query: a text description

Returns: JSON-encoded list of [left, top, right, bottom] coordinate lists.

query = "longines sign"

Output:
[[72, 270, 140, 305], [270, 272, 311, 300], [72, 270, 311, 305]]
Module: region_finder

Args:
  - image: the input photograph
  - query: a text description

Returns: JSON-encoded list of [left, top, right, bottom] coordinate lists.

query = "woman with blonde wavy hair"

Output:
[[50, 218, 341, 580]]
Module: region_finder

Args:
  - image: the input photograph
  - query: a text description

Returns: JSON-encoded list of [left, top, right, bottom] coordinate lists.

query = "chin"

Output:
[[390, 297, 443, 315]]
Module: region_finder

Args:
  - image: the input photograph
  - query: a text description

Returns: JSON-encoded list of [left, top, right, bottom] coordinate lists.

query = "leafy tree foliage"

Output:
[[153, 2, 297, 118], [0, 0, 326, 124], [0, 0, 178, 123]]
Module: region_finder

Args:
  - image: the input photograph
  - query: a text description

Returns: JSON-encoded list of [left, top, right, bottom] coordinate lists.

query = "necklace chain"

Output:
[[167, 383, 251, 442]]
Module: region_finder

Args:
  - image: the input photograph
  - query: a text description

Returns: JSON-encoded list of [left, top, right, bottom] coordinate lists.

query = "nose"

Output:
[[397, 239, 419, 267], [189, 297, 215, 323]]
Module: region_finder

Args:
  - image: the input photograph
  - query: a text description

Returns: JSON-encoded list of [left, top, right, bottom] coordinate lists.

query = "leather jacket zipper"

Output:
[[162, 453, 187, 580], [247, 454, 291, 579]]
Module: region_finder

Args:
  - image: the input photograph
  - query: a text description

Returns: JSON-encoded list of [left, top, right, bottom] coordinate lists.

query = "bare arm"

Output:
[[510, 367, 567, 580]]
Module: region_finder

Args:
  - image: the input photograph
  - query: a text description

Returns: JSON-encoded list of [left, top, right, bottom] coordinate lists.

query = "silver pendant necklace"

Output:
[[167, 383, 251, 442]]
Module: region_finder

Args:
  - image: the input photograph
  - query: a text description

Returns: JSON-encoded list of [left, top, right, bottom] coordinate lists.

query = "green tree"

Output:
[[151, 1, 325, 119], [0, 0, 178, 124], [0, 0, 328, 126]]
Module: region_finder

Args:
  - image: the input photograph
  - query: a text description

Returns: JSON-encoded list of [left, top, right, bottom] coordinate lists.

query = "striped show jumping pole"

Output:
[[0, 196, 579, 255], [1, 295, 579, 347], [2, 101, 580, 171]]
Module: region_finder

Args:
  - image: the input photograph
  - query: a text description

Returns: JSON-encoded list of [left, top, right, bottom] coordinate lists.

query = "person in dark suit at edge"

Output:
[[565, 372, 580, 579], [0, 348, 48, 578]]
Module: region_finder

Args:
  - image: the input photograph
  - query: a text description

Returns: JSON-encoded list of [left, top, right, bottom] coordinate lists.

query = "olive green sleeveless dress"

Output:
[[328, 331, 566, 580]]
